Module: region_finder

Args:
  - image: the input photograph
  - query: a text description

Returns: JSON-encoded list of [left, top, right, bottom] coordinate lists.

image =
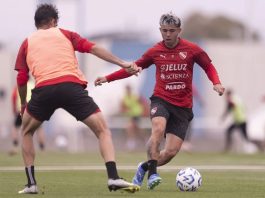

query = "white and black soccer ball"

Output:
[[176, 167, 202, 191]]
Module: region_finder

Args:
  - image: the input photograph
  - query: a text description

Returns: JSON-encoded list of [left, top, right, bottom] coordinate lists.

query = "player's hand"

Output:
[[213, 84, 225, 96], [123, 62, 142, 75], [94, 76, 107, 86]]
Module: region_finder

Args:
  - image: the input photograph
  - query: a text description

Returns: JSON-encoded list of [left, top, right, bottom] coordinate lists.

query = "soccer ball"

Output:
[[176, 167, 202, 191]]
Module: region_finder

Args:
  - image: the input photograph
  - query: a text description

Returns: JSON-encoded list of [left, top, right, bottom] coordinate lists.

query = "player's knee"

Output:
[[21, 126, 35, 136], [164, 149, 178, 160], [152, 119, 165, 131], [152, 124, 165, 136], [97, 128, 112, 139]]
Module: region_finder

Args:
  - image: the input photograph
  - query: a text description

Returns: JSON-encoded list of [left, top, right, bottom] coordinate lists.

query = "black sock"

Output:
[[140, 161, 149, 172], [105, 161, 119, 179], [147, 160, 158, 178], [25, 166, 37, 186]]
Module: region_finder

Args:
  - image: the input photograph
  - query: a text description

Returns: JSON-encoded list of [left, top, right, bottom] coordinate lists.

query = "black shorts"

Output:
[[150, 96, 193, 140], [27, 82, 99, 122], [14, 113, 22, 127]]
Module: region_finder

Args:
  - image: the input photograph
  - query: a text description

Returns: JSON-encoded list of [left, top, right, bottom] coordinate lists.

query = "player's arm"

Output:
[[17, 85, 27, 113], [195, 51, 225, 96], [94, 69, 134, 86], [94, 48, 153, 86], [14, 39, 30, 114], [60, 28, 140, 74], [90, 45, 141, 73]]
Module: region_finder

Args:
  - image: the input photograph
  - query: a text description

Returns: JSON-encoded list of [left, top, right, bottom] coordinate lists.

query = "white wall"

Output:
[[204, 40, 265, 116], [0, 51, 15, 125]]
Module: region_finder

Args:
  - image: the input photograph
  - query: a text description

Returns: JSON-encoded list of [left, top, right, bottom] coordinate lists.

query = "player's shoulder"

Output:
[[142, 42, 162, 55], [179, 38, 205, 54], [179, 38, 200, 48], [148, 41, 165, 52], [17, 38, 28, 52], [59, 28, 82, 41], [21, 38, 28, 46], [59, 28, 74, 35]]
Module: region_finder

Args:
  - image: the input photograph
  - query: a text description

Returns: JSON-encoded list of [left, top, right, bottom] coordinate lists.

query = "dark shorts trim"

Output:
[[27, 82, 99, 122], [149, 96, 193, 140]]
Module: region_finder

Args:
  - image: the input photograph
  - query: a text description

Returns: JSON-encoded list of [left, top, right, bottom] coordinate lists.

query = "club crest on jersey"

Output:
[[160, 54, 166, 59], [151, 107, 158, 115], [179, 52, 187, 60]]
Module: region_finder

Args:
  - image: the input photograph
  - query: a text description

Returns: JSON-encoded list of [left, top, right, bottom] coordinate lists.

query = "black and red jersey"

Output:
[[106, 38, 221, 108]]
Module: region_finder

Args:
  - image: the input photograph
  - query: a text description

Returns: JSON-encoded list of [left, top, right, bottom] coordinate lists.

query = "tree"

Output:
[[181, 12, 260, 41]]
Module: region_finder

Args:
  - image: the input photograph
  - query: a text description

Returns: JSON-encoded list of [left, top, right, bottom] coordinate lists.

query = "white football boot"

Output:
[[108, 178, 140, 193], [18, 185, 38, 194]]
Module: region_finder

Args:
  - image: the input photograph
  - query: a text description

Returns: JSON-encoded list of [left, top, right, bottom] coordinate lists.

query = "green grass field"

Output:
[[1, 152, 265, 198]]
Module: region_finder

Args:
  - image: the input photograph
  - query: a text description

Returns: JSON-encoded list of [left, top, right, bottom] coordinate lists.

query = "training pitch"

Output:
[[0, 151, 265, 198]]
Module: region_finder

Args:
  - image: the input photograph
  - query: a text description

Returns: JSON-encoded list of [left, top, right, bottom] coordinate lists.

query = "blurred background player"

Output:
[[10, 81, 45, 155], [120, 85, 149, 151], [95, 12, 225, 190], [221, 89, 264, 152], [15, 4, 140, 194]]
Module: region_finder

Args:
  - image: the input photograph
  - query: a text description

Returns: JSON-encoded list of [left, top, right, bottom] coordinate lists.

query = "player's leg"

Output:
[[148, 102, 192, 189], [82, 112, 140, 193], [240, 122, 248, 140], [36, 126, 45, 151], [158, 109, 190, 166], [82, 111, 115, 163], [225, 123, 236, 151], [157, 133, 183, 166], [132, 98, 168, 188], [241, 122, 264, 152], [147, 116, 167, 165], [62, 83, 139, 192], [132, 116, 165, 189], [61, 84, 119, 180], [19, 84, 56, 194], [9, 114, 22, 155], [18, 110, 42, 194], [125, 118, 137, 150], [146, 116, 166, 189]]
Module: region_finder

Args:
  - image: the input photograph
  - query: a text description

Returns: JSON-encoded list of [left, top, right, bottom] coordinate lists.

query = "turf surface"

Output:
[[0, 152, 265, 198]]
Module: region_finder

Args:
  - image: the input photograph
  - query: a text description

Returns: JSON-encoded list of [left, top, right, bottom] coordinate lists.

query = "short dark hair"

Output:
[[160, 12, 181, 28], [34, 4, 59, 28]]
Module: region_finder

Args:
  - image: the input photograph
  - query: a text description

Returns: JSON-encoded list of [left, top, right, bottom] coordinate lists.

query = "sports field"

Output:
[[1, 151, 265, 198]]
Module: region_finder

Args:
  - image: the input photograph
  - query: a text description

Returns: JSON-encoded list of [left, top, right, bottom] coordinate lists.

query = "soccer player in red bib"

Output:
[[95, 12, 225, 190], [15, 4, 140, 194]]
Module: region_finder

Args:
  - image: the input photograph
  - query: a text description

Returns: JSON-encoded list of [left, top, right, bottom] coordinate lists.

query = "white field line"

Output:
[[1, 165, 265, 171]]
